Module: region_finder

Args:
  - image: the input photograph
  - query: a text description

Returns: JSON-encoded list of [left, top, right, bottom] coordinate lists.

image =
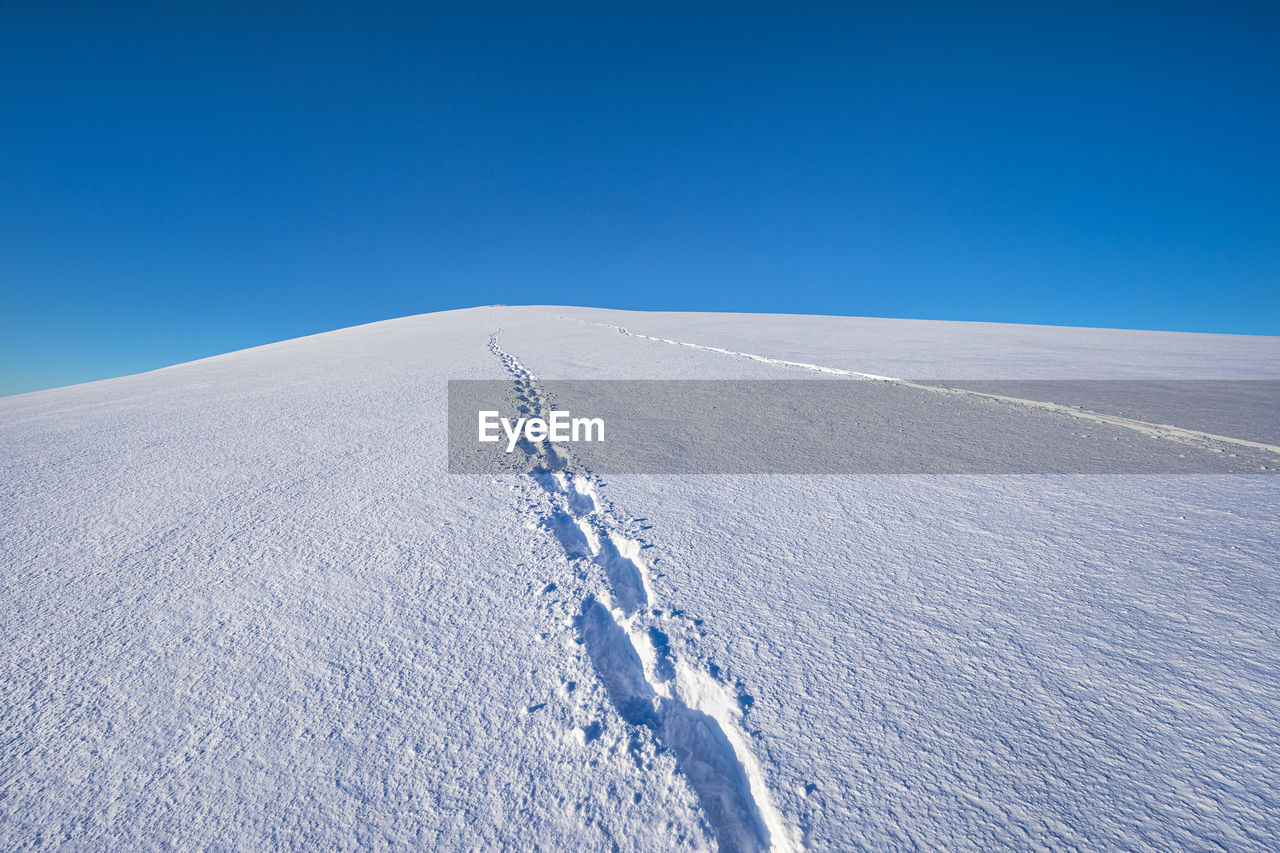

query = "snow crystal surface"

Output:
[[2, 306, 1278, 850]]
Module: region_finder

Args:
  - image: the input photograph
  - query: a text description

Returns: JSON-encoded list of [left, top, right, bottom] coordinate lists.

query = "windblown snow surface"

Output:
[[3, 306, 1279, 850]]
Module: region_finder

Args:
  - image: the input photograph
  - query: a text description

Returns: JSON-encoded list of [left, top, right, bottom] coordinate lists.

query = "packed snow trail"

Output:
[[488, 331, 799, 853], [537, 310, 1280, 458]]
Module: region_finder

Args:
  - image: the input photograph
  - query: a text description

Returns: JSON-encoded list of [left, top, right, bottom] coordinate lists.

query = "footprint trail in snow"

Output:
[[488, 331, 799, 853], [539, 309, 1280, 459]]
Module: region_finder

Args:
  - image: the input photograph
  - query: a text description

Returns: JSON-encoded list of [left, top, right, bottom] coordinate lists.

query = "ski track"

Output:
[[488, 331, 798, 853], [539, 310, 1280, 459]]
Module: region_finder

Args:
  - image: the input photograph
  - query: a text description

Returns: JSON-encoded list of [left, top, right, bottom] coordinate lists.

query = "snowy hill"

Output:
[[3, 306, 1279, 850]]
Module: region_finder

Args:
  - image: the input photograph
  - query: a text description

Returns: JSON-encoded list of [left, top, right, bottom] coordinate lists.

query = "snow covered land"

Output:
[[3, 306, 1279, 850]]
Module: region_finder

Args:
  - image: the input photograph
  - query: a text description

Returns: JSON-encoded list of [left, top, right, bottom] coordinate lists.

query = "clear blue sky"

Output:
[[2, 1, 1277, 395]]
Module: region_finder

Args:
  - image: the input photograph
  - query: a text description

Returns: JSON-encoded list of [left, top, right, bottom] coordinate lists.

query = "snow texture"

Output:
[[2, 306, 1278, 850]]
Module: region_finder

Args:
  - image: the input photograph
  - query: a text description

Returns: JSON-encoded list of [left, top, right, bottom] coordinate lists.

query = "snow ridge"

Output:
[[488, 331, 799, 853], [545, 311, 1280, 458]]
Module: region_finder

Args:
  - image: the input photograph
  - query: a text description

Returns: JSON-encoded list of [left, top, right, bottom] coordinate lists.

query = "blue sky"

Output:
[[2, 1, 1277, 395]]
